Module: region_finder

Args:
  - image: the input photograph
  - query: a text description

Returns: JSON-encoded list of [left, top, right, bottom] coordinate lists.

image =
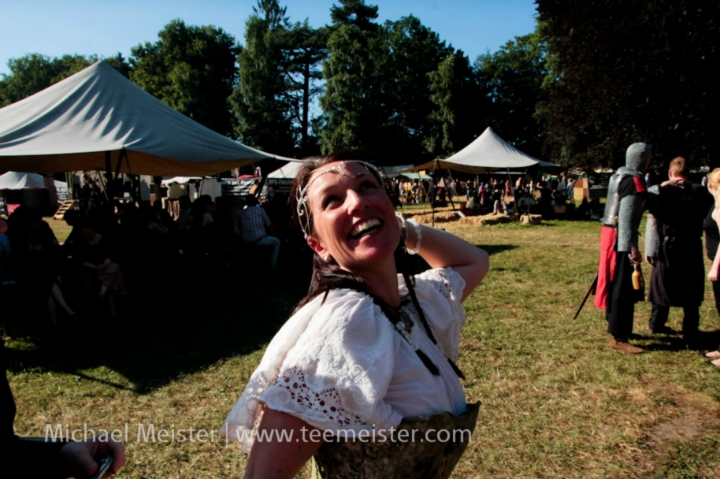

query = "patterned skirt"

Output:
[[312, 402, 480, 479]]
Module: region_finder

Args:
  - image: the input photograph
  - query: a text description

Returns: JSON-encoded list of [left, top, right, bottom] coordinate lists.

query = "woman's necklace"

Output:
[[395, 309, 412, 333]]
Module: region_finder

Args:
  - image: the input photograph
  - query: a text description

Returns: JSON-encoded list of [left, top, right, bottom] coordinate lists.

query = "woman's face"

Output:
[[305, 161, 400, 273]]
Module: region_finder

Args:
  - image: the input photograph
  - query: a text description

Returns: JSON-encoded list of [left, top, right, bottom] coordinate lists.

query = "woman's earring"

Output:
[[324, 255, 332, 263]]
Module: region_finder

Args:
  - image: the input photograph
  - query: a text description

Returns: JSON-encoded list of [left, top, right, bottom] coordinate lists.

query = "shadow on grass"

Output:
[[4, 266, 310, 394], [4, 244, 519, 394], [477, 244, 517, 256], [640, 330, 720, 353]]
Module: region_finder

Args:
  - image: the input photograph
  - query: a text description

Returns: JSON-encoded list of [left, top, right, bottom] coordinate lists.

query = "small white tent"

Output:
[[0, 171, 45, 189], [0, 61, 285, 176], [404, 127, 558, 174], [267, 161, 305, 179]]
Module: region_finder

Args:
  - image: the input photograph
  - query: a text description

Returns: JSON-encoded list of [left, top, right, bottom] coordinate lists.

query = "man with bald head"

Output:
[[595, 143, 652, 353]]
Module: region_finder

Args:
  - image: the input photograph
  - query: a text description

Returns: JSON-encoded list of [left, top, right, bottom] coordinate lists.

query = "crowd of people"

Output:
[[0, 192, 282, 333], [389, 174, 594, 220]]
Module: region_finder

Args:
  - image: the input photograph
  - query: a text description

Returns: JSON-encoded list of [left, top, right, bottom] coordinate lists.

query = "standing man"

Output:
[[240, 196, 281, 267], [595, 143, 652, 353], [566, 177, 575, 204], [644, 157, 713, 345]]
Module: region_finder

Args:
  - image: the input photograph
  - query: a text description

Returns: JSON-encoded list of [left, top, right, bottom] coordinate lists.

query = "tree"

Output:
[[425, 51, 484, 159], [104, 53, 131, 78], [320, 0, 382, 155], [321, 3, 457, 163], [282, 21, 328, 156], [377, 16, 454, 160], [538, 0, 720, 169], [130, 19, 239, 137], [231, 0, 296, 156], [476, 30, 548, 159], [0, 54, 92, 106]]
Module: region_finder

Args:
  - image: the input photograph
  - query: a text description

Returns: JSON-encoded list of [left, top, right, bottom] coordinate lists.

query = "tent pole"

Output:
[[445, 166, 458, 212], [430, 160, 438, 228], [104, 151, 115, 200]]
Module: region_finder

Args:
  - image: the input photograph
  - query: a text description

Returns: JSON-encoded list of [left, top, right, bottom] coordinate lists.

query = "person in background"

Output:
[[175, 195, 193, 232], [566, 177, 575, 204], [594, 143, 652, 354], [703, 168, 720, 367], [558, 176, 567, 198], [0, 218, 10, 282], [239, 196, 281, 267], [644, 157, 713, 345]]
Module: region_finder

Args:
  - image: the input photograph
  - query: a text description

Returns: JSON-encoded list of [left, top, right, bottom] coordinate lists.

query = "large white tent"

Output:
[[0, 61, 285, 176], [403, 127, 558, 174]]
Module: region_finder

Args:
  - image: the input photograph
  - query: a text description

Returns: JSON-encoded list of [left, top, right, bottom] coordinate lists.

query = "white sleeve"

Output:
[[409, 268, 467, 361], [261, 292, 402, 431]]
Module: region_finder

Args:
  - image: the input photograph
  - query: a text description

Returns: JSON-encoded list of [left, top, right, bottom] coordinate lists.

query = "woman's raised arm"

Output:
[[406, 221, 489, 302]]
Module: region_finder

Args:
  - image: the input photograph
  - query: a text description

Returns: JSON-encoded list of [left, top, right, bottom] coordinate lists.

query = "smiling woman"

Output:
[[220, 150, 490, 479]]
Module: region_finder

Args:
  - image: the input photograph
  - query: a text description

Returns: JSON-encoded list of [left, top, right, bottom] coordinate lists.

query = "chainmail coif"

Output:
[[626, 143, 651, 173]]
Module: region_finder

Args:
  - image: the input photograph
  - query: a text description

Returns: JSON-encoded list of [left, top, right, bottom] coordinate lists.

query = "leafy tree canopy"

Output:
[[425, 51, 484, 159], [476, 28, 548, 159], [130, 19, 239, 137], [0, 53, 129, 107], [538, 0, 720, 169]]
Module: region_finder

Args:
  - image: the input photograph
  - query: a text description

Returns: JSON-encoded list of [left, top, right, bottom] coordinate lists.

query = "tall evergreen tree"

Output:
[[319, 0, 382, 155], [476, 29, 547, 159], [379, 16, 455, 160], [130, 20, 239, 137], [232, 0, 296, 155], [425, 51, 483, 158], [282, 21, 328, 156]]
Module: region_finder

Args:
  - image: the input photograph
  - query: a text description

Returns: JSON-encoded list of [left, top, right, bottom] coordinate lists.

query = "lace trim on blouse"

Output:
[[221, 268, 465, 452]]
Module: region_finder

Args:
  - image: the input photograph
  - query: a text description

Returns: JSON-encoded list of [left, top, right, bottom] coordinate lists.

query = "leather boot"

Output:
[[610, 337, 644, 354]]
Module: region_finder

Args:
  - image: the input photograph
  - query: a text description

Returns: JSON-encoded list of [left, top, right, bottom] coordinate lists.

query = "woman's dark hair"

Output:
[[289, 150, 464, 380]]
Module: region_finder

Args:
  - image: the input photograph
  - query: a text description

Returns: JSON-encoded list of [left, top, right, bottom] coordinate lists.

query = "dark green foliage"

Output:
[[320, 0, 382, 156], [0, 54, 93, 106], [104, 53, 131, 78], [378, 16, 454, 161], [232, 0, 326, 157], [538, 0, 720, 169], [321, 1, 461, 164], [425, 51, 485, 159], [130, 19, 239, 137], [282, 21, 328, 156], [476, 30, 547, 159]]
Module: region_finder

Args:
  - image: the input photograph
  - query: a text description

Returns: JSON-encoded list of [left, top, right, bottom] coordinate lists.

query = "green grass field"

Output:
[[4, 216, 720, 478]]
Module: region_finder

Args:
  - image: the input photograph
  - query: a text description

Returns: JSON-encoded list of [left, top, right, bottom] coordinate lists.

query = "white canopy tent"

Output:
[[402, 127, 558, 174], [0, 171, 45, 189], [0, 61, 287, 176], [267, 161, 306, 179]]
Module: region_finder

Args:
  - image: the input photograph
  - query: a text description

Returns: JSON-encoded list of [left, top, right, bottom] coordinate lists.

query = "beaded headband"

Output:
[[296, 160, 381, 238]]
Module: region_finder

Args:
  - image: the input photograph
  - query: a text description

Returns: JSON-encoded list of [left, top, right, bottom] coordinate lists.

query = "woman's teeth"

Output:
[[349, 218, 381, 238]]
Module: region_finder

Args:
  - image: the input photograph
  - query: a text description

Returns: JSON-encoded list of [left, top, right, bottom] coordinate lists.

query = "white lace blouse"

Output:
[[220, 267, 467, 452]]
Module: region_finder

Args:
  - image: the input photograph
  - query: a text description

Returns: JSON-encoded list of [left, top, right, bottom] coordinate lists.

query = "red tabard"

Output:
[[594, 226, 618, 309]]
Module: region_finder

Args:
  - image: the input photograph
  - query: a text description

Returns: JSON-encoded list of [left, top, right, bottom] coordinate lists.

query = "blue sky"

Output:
[[0, 0, 538, 76]]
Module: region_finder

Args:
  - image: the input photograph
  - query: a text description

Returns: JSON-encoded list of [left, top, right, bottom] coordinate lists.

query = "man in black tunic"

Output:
[[644, 157, 714, 345]]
